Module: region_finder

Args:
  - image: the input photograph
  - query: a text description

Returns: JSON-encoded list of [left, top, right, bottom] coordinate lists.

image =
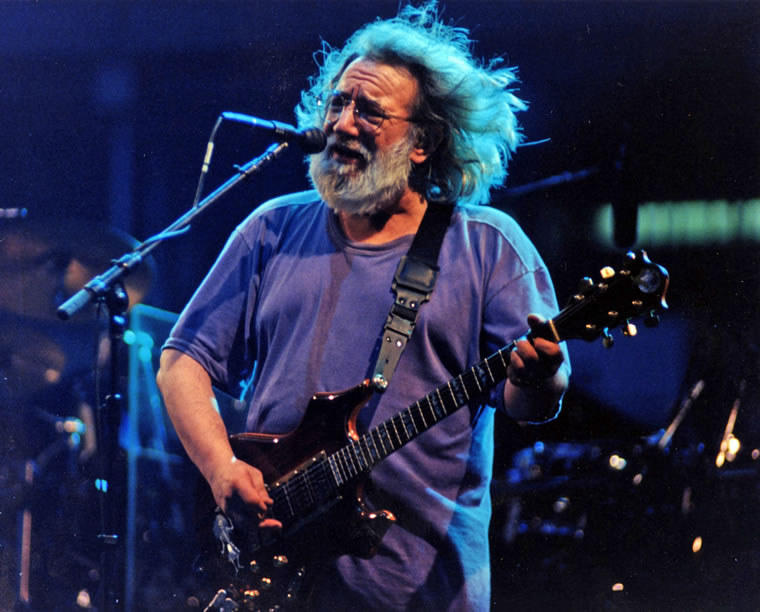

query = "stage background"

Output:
[[1, 2, 758, 610]]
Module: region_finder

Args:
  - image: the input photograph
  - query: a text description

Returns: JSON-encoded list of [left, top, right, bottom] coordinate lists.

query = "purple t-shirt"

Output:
[[165, 190, 568, 611]]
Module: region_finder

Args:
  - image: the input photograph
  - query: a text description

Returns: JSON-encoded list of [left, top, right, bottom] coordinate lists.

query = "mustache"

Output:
[[327, 135, 373, 162]]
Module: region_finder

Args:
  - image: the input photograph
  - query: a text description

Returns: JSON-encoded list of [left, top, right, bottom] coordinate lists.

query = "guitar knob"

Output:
[[249, 560, 261, 575], [273, 554, 289, 567], [260, 576, 273, 590], [623, 322, 637, 337], [578, 277, 594, 291], [600, 266, 616, 280]]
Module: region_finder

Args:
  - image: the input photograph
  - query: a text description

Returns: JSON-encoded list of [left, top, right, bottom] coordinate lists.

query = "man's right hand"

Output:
[[209, 456, 282, 530], [157, 349, 282, 530]]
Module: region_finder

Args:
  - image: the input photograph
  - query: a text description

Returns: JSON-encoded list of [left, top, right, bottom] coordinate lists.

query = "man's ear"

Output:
[[410, 124, 444, 164]]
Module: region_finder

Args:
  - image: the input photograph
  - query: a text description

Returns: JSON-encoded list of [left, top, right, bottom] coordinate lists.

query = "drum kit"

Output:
[[0, 215, 152, 611]]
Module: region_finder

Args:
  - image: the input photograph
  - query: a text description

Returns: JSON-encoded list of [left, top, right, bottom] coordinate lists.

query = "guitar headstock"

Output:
[[552, 250, 669, 347]]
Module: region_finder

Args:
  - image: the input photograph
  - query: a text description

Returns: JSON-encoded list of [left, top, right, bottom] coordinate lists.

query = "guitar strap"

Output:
[[370, 202, 455, 392]]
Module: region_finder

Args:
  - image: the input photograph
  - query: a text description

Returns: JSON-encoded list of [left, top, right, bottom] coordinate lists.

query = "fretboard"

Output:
[[327, 342, 515, 487]]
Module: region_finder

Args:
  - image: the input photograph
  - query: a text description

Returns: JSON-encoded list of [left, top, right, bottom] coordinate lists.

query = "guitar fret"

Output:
[[379, 432, 388, 457], [352, 441, 367, 471], [333, 451, 345, 483], [387, 423, 399, 449], [328, 455, 343, 486], [351, 441, 367, 472], [399, 410, 414, 442], [400, 412, 410, 437], [425, 397, 438, 423], [342, 446, 358, 477], [416, 400, 429, 429], [404, 409, 419, 436], [362, 436, 377, 465], [484, 359, 495, 383], [375, 427, 389, 455], [390, 416, 403, 446], [380, 423, 395, 452], [402, 413, 412, 440], [360, 439, 372, 467], [368, 431, 381, 461], [435, 389, 446, 417], [430, 394, 444, 420], [354, 440, 366, 469], [447, 381, 458, 405], [409, 402, 425, 433], [395, 414, 409, 442], [457, 374, 470, 401], [337, 451, 350, 482], [397, 414, 408, 440], [472, 367, 483, 393], [498, 348, 508, 371]]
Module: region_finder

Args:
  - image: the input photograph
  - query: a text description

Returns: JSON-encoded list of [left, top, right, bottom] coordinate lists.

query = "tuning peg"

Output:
[[602, 329, 614, 348], [644, 311, 660, 328], [623, 321, 637, 337]]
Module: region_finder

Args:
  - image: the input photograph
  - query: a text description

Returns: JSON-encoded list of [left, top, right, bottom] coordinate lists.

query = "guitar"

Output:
[[197, 250, 669, 611]]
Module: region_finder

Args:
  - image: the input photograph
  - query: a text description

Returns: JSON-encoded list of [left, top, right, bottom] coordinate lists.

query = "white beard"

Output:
[[309, 134, 415, 216]]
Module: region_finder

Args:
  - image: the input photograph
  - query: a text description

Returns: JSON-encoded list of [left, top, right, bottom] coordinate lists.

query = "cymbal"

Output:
[[0, 217, 153, 320], [0, 322, 67, 406]]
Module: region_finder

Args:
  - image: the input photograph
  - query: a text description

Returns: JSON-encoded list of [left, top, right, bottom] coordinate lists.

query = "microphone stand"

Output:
[[56, 140, 291, 612]]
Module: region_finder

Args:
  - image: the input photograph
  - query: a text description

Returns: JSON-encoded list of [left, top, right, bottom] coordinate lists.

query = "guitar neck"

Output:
[[327, 342, 516, 486]]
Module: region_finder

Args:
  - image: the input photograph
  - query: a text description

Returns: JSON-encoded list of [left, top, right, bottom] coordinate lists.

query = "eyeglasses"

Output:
[[316, 89, 417, 132]]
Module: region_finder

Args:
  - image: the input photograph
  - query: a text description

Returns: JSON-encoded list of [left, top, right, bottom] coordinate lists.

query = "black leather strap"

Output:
[[371, 203, 454, 392]]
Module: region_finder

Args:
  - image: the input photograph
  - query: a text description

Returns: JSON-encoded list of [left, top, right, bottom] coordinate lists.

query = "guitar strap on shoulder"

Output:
[[370, 202, 455, 392]]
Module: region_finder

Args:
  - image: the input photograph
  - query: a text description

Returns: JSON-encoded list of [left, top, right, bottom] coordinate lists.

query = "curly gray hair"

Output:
[[295, 1, 527, 206]]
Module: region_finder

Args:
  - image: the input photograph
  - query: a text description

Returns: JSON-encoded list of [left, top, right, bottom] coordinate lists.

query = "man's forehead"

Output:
[[336, 58, 417, 102]]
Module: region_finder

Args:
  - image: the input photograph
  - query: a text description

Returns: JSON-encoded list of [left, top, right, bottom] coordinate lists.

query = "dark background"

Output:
[[1, 1, 759, 610]]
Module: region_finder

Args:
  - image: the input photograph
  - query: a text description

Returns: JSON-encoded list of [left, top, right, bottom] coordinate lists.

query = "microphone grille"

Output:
[[299, 128, 327, 154]]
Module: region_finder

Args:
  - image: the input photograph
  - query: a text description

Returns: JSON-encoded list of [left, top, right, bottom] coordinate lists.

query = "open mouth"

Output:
[[329, 142, 367, 165]]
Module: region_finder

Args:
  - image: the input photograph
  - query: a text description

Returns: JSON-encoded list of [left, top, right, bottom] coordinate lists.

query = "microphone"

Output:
[[222, 112, 326, 153]]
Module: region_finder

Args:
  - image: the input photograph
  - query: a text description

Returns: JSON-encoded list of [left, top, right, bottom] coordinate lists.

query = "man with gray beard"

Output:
[[309, 120, 417, 217], [157, 3, 569, 611]]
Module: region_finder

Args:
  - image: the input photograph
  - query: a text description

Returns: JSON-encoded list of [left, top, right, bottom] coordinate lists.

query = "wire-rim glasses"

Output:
[[316, 90, 418, 132]]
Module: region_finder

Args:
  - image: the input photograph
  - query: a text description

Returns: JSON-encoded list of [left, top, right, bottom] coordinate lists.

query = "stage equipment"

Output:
[[221, 112, 326, 154], [0, 215, 154, 610], [0, 217, 152, 321], [53, 117, 316, 612]]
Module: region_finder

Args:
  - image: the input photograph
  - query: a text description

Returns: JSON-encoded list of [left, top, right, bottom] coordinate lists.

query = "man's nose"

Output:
[[331, 102, 360, 136]]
